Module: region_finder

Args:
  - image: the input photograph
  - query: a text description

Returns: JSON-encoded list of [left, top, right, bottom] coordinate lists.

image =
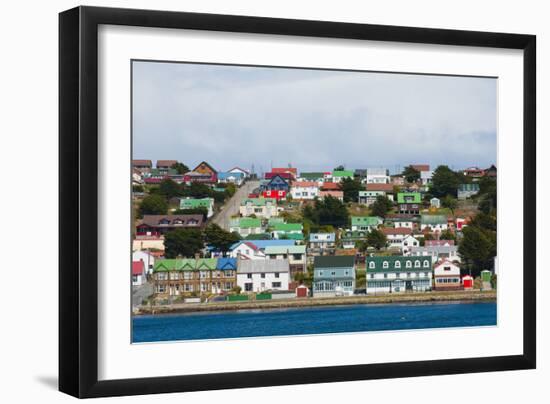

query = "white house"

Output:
[[290, 181, 320, 200], [228, 241, 267, 260], [366, 256, 433, 294], [228, 166, 250, 178], [365, 168, 390, 184], [420, 170, 434, 185], [264, 245, 307, 276], [433, 259, 462, 290], [237, 259, 290, 292], [408, 245, 461, 264], [239, 198, 278, 218], [420, 215, 449, 233], [308, 233, 336, 252], [132, 250, 156, 275], [380, 227, 413, 249], [430, 197, 441, 208], [401, 235, 420, 255], [132, 260, 147, 286]]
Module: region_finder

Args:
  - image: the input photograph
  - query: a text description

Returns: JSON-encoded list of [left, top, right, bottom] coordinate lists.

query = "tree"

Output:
[[172, 207, 208, 218], [171, 162, 189, 175], [340, 177, 363, 203], [366, 229, 387, 250], [431, 165, 461, 198], [304, 196, 349, 227], [333, 165, 345, 171], [158, 178, 182, 200], [441, 195, 458, 215], [164, 228, 204, 258], [477, 177, 497, 214], [402, 165, 421, 183], [138, 194, 168, 217], [458, 225, 495, 276], [370, 195, 393, 218], [439, 229, 457, 242], [204, 224, 241, 255]]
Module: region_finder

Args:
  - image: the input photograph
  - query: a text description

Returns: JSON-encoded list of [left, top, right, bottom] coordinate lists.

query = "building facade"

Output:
[[313, 256, 356, 297], [366, 256, 433, 294], [236, 259, 290, 292]]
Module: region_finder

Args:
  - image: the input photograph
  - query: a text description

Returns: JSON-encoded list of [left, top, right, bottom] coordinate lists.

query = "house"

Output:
[[297, 172, 325, 183], [264, 245, 307, 277], [262, 189, 287, 200], [262, 174, 290, 192], [420, 170, 434, 185], [136, 214, 204, 236], [237, 259, 290, 292], [365, 168, 390, 184], [319, 190, 344, 201], [433, 259, 462, 290], [401, 235, 421, 254], [290, 181, 320, 200], [264, 171, 293, 181], [133, 235, 166, 252], [463, 167, 485, 178], [179, 197, 215, 218], [456, 218, 469, 231], [354, 169, 368, 180], [229, 217, 263, 237], [420, 215, 448, 233], [320, 182, 341, 191], [462, 275, 474, 290], [397, 192, 422, 214], [156, 160, 178, 172], [366, 256, 432, 294], [341, 230, 368, 249], [217, 171, 245, 185], [270, 223, 303, 240], [271, 167, 297, 179], [384, 214, 418, 229], [296, 284, 309, 298], [228, 166, 250, 178], [132, 168, 144, 185], [194, 161, 217, 176], [132, 250, 156, 275], [312, 256, 356, 297], [430, 197, 441, 208], [228, 239, 295, 259], [142, 168, 180, 184], [351, 216, 382, 232], [408, 245, 461, 263], [391, 175, 406, 186], [132, 159, 152, 173], [331, 170, 354, 183], [308, 233, 336, 254], [458, 183, 480, 199], [380, 227, 413, 249], [183, 171, 217, 184], [152, 258, 237, 296], [239, 198, 278, 218], [132, 260, 146, 286], [358, 183, 395, 205]]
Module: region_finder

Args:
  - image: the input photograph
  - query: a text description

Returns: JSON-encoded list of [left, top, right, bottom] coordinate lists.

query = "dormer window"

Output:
[[369, 262, 375, 269], [383, 261, 389, 269], [395, 261, 401, 268], [424, 260, 430, 268], [406, 261, 412, 268], [159, 218, 170, 225], [415, 260, 421, 268]]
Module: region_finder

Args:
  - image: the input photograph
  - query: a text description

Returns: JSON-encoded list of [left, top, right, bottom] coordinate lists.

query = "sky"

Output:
[[132, 61, 497, 175]]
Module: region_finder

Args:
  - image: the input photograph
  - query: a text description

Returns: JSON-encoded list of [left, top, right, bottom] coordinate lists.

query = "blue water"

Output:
[[132, 301, 496, 343]]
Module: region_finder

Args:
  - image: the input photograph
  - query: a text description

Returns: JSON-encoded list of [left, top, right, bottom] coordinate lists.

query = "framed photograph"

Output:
[[59, 6, 536, 398]]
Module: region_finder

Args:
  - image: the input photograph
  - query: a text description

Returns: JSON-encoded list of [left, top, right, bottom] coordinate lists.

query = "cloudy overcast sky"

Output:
[[132, 61, 496, 174]]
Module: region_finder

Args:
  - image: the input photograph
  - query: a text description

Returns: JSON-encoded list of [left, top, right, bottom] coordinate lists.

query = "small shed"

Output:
[[462, 275, 474, 290], [430, 197, 441, 208], [296, 284, 309, 298]]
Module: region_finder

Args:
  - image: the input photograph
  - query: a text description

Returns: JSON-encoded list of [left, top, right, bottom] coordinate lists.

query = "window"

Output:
[[261, 273, 266, 278], [406, 261, 412, 268], [156, 284, 165, 293], [407, 272, 411, 278], [444, 266, 451, 271], [424, 272, 429, 277], [331, 271, 336, 276], [272, 282, 282, 288], [275, 272, 280, 278], [414, 260, 421, 268], [245, 283, 253, 291], [369, 262, 375, 269], [369, 274, 374, 279], [383, 261, 389, 269], [247, 273, 252, 279], [424, 260, 430, 268], [395, 261, 401, 268], [383, 273, 388, 279]]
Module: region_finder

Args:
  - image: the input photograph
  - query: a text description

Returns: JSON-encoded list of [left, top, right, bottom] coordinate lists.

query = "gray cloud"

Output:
[[132, 61, 496, 174]]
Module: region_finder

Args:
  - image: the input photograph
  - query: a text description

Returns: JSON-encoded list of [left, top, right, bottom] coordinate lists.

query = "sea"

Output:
[[132, 301, 497, 343]]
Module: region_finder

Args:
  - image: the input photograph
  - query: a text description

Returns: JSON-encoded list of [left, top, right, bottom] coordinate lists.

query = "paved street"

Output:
[[212, 180, 259, 230]]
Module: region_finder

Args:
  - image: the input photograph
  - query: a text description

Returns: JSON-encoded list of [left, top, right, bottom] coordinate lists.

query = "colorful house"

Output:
[[397, 192, 422, 214], [366, 256, 432, 294], [262, 189, 287, 200], [308, 233, 336, 253], [331, 170, 354, 183], [351, 216, 382, 232], [229, 217, 263, 237], [239, 198, 278, 218], [358, 183, 394, 205], [179, 197, 215, 217], [132, 260, 146, 286], [312, 256, 356, 297], [262, 174, 290, 192], [270, 222, 303, 240]]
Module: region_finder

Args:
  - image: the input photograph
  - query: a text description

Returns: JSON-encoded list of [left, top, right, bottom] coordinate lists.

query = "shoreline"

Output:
[[135, 290, 496, 316]]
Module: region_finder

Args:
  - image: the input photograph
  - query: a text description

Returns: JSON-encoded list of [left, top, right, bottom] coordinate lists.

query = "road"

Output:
[[212, 180, 259, 230]]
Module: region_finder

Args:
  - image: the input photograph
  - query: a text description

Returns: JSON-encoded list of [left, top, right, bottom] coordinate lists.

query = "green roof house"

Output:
[[366, 255, 432, 294], [179, 197, 215, 217], [229, 217, 263, 237], [270, 222, 303, 240], [397, 192, 422, 204], [332, 170, 354, 183], [239, 197, 278, 218], [420, 215, 449, 232], [351, 216, 382, 231]]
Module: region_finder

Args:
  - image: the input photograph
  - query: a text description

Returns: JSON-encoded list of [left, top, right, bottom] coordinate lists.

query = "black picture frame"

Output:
[[59, 5, 536, 398]]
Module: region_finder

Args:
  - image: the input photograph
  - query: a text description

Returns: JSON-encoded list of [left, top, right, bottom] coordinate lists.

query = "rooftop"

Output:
[[237, 259, 290, 274], [314, 255, 355, 268]]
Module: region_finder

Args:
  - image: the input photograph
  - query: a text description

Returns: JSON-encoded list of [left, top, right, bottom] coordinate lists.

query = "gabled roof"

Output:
[[314, 255, 355, 268], [140, 214, 204, 227], [237, 259, 290, 274], [299, 172, 324, 180], [156, 160, 177, 168], [365, 183, 394, 192], [264, 245, 306, 255], [410, 164, 430, 172], [380, 227, 413, 236], [332, 170, 354, 177], [351, 216, 382, 227], [228, 166, 250, 175], [420, 215, 448, 225], [265, 172, 292, 180], [231, 239, 295, 250], [240, 197, 277, 206], [132, 159, 152, 167], [434, 259, 459, 270], [216, 257, 237, 270], [232, 217, 262, 229], [425, 240, 455, 246], [292, 181, 319, 188], [195, 258, 217, 270], [193, 161, 217, 173], [320, 182, 341, 191]]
